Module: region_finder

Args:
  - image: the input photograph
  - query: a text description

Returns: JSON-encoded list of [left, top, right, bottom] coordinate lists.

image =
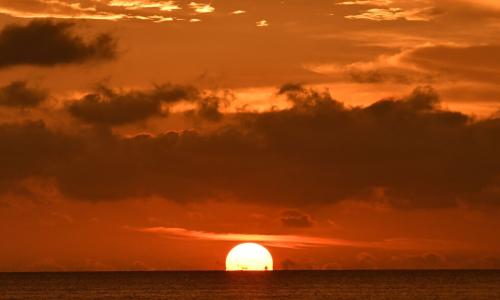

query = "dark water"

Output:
[[1, 270, 500, 299]]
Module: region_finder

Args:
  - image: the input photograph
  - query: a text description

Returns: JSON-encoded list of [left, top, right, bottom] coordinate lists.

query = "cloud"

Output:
[[189, 2, 214, 14], [0, 0, 182, 22], [337, 0, 394, 5], [305, 51, 432, 85], [355, 252, 377, 268], [137, 226, 359, 248], [67, 84, 199, 125], [0, 20, 117, 68], [1, 85, 500, 209], [307, 43, 500, 86], [280, 210, 314, 228], [345, 7, 437, 21], [404, 44, 500, 84], [457, 0, 500, 11], [0, 121, 76, 190], [192, 96, 224, 122], [136, 227, 467, 250], [280, 259, 298, 270], [0, 1, 125, 21], [339, 0, 440, 21], [278, 83, 306, 94], [256, 20, 269, 27], [0, 81, 48, 108], [108, 0, 181, 11]]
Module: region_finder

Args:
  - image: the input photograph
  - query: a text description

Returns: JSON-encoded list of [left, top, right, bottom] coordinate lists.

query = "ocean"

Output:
[[1, 270, 499, 299]]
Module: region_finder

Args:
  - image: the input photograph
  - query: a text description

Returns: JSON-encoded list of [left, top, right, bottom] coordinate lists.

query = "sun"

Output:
[[225, 243, 273, 271]]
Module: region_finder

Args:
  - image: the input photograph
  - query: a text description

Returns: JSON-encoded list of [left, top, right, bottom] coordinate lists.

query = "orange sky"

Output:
[[0, 0, 500, 271]]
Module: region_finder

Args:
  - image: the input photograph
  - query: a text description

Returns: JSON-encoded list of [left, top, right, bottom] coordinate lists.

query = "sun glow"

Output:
[[225, 243, 273, 271]]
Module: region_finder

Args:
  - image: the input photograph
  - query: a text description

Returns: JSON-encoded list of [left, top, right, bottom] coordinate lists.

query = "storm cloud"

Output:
[[0, 20, 117, 68], [1, 84, 499, 208]]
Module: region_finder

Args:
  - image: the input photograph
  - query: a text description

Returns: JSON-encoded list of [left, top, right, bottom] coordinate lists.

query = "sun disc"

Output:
[[225, 243, 273, 271]]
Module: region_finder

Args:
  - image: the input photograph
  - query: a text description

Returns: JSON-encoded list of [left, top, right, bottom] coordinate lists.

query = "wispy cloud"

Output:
[[0, 0, 125, 20], [345, 7, 435, 21], [337, 0, 394, 5], [0, 5, 176, 22], [137, 227, 364, 248], [231, 10, 246, 15], [108, 0, 181, 11], [338, 0, 437, 21], [0, 0, 179, 22], [135, 227, 465, 250]]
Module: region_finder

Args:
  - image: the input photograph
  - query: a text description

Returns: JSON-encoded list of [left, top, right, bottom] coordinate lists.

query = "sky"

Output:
[[0, 0, 500, 271]]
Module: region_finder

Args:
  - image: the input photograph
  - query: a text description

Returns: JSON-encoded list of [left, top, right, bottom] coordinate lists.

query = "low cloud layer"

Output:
[[1, 84, 499, 209], [0, 20, 116, 68]]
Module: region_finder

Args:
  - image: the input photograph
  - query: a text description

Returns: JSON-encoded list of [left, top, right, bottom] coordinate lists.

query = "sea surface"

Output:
[[1, 270, 499, 299]]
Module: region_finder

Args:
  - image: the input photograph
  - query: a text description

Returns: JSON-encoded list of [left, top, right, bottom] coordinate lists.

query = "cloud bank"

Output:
[[1, 84, 499, 210]]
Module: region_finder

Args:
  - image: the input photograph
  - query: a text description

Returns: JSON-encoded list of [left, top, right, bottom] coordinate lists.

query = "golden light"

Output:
[[225, 243, 273, 271]]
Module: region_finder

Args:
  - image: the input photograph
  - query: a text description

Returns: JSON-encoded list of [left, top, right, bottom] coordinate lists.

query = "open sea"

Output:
[[1, 270, 499, 299]]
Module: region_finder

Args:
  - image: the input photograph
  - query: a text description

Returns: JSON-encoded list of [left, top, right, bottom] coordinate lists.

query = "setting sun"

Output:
[[226, 243, 273, 271]]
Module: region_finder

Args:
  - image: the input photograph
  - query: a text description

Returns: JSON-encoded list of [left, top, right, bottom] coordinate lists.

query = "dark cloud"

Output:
[[0, 121, 77, 190], [369, 86, 440, 112], [185, 95, 228, 122], [280, 210, 314, 228], [68, 84, 199, 125], [0, 20, 116, 68], [278, 83, 305, 95], [1, 84, 500, 208], [345, 66, 433, 85], [196, 96, 224, 122], [0, 81, 48, 107]]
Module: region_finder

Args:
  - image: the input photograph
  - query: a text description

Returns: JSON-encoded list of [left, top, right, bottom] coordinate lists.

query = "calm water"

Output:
[[1, 270, 499, 299]]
